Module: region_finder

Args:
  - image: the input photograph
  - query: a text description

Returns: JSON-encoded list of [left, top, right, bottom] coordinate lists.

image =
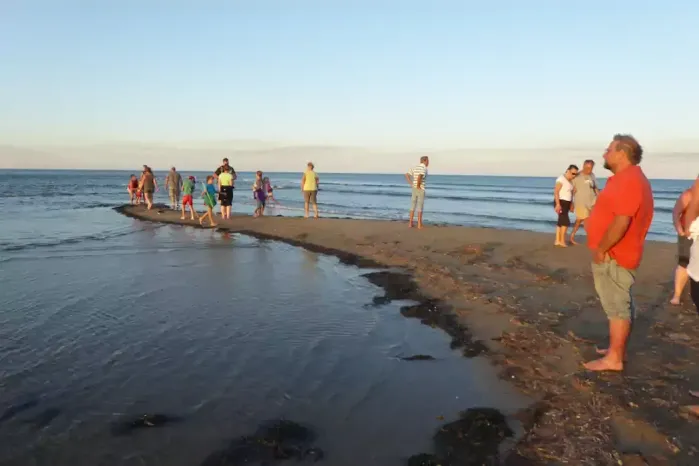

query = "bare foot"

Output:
[[408, 223, 414, 228], [583, 356, 623, 372], [180, 216, 185, 220], [417, 224, 423, 229], [670, 296, 681, 305], [211, 223, 218, 227], [199, 218, 204, 226], [190, 216, 195, 221], [570, 238, 579, 245], [555, 242, 567, 248]]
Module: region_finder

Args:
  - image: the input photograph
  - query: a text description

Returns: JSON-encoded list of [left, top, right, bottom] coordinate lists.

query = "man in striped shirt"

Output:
[[405, 156, 429, 229]]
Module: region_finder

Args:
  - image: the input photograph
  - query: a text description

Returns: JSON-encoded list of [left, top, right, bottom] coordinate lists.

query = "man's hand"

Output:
[[592, 248, 608, 264], [675, 221, 687, 237], [554, 202, 561, 214]]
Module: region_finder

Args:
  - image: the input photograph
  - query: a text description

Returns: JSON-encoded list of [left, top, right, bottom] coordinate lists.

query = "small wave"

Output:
[[1, 228, 145, 252]]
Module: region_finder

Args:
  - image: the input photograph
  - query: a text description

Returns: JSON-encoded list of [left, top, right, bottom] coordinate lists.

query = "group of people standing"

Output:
[[546, 134, 699, 376], [553, 160, 600, 247], [126, 159, 322, 225]]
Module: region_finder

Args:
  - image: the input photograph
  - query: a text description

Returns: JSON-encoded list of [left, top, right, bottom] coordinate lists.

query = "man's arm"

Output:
[[301, 174, 306, 190], [673, 190, 691, 236], [405, 170, 412, 185], [232, 169, 237, 181], [416, 174, 423, 189], [684, 177, 699, 233], [594, 216, 632, 262]]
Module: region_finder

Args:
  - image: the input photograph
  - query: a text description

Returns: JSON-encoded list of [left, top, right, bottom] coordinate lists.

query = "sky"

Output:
[[1, 0, 698, 177]]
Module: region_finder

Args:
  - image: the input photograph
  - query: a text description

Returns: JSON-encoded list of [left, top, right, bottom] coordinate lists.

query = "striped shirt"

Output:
[[408, 163, 428, 190]]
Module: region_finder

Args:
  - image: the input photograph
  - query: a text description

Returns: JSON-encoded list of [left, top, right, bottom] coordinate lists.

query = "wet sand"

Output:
[[117, 204, 699, 465]]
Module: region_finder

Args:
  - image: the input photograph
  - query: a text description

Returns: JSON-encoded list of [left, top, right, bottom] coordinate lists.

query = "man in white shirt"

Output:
[[405, 156, 429, 229]]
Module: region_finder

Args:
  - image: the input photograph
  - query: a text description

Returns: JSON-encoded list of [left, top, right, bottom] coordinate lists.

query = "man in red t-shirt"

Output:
[[583, 134, 654, 372]]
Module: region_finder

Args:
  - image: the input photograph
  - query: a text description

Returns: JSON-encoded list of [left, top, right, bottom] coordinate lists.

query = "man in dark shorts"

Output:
[[672, 187, 693, 304], [214, 158, 236, 216]]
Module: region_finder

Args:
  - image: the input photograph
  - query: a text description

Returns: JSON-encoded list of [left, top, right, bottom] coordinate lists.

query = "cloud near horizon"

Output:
[[0, 142, 697, 180]]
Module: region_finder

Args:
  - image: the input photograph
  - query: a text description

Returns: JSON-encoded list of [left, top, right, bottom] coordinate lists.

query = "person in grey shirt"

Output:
[[165, 166, 183, 210], [570, 159, 599, 245]]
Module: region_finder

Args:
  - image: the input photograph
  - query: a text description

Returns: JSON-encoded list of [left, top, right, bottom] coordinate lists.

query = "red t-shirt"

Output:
[[585, 165, 654, 270]]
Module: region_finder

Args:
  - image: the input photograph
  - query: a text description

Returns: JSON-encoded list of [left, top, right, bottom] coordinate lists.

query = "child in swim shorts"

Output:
[[199, 175, 218, 227], [181, 176, 198, 221]]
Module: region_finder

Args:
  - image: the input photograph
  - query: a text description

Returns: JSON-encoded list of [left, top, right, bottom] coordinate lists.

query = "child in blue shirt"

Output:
[[199, 175, 218, 227]]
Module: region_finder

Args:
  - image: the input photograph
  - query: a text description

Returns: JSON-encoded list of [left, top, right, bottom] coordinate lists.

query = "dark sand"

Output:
[[117, 204, 699, 465]]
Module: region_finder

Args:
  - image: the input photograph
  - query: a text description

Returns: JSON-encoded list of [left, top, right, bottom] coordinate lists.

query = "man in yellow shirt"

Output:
[[301, 162, 319, 219]]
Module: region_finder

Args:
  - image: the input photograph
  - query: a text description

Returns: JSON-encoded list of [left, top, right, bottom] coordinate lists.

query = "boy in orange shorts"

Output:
[[181, 176, 198, 220]]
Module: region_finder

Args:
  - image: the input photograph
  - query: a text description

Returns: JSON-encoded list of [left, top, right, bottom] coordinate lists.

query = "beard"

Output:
[[603, 161, 611, 171]]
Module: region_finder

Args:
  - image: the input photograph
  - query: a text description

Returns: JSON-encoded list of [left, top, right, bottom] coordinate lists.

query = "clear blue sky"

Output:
[[1, 0, 698, 152]]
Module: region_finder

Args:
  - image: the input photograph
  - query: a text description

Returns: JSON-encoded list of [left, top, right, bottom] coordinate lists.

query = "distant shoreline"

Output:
[[115, 203, 693, 464]]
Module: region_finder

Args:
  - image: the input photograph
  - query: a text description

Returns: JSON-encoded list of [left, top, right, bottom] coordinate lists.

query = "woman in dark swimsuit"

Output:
[[140, 166, 158, 210]]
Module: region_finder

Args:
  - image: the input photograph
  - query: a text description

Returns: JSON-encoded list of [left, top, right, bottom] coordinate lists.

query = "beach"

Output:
[[117, 203, 699, 465]]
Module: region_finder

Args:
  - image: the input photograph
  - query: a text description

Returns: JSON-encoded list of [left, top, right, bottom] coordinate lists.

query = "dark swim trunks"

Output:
[[678, 235, 692, 268], [556, 200, 571, 227], [219, 186, 233, 207]]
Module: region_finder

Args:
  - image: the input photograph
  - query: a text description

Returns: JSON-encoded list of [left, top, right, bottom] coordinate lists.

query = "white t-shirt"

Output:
[[687, 218, 699, 281], [555, 175, 573, 202]]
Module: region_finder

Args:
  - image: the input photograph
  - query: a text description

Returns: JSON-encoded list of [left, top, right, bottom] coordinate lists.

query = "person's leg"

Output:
[[672, 237, 691, 304], [146, 192, 153, 210], [303, 191, 310, 218], [690, 277, 699, 313], [671, 266, 689, 305], [570, 218, 583, 245], [409, 189, 417, 227], [416, 190, 425, 229], [181, 203, 186, 220], [585, 261, 635, 371], [312, 192, 318, 218]]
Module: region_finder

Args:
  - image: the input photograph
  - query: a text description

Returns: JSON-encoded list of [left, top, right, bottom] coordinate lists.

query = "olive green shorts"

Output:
[[591, 259, 636, 321]]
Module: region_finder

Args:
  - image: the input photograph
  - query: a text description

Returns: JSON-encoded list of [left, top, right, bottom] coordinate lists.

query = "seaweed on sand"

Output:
[[200, 420, 324, 465], [408, 408, 514, 466]]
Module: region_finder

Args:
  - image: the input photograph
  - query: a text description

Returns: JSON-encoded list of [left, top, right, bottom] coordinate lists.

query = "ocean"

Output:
[[0, 170, 689, 253], [0, 170, 533, 465]]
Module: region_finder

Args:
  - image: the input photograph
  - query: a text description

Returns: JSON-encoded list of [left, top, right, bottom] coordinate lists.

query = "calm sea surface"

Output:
[[0, 170, 689, 251], [0, 170, 529, 465]]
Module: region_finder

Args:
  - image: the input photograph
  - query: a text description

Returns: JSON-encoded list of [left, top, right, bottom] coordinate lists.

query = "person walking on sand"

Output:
[[253, 171, 266, 217], [218, 168, 234, 219], [165, 167, 183, 210], [127, 174, 139, 205], [140, 166, 158, 210], [583, 134, 654, 372], [200, 175, 218, 227], [671, 186, 694, 304], [214, 157, 237, 216], [301, 162, 319, 219], [569, 160, 599, 245], [406, 156, 429, 229], [181, 176, 199, 221], [553, 165, 578, 247]]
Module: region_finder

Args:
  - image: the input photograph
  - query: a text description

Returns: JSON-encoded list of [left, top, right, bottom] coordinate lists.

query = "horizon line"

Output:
[[0, 167, 694, 182]]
